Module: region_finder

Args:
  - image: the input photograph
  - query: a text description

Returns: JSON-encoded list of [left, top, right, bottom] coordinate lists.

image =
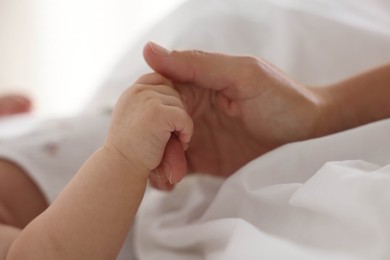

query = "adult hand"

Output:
[[143, 42, 327, 189]]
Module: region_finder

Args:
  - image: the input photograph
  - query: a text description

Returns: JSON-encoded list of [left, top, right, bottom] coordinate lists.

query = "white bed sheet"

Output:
[[136, 119, 390, 260], [84, 0, 390, 116]]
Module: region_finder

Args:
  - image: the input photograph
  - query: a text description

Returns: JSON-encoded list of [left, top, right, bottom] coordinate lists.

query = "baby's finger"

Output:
[[164, 106, 193, 144], [153, 91, 187, 112], [136, 72, 173, 87], [135, 72, 191, 114], [134, 83, 186, 112]]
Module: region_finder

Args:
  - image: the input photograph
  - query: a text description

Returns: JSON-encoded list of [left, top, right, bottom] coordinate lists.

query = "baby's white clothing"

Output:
[[0, 115, 109, 203]]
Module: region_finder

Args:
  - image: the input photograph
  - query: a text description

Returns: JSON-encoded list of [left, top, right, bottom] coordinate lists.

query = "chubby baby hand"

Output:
[[104, 73, 193, 184]]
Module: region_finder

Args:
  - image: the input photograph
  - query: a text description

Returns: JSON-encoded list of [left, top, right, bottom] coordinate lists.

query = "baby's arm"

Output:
[[5, 73, 192, 259]]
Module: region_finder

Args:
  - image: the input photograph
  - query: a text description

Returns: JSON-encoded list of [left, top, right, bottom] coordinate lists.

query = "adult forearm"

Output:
[[7, 147, 148, 259], [317, 64, 390, 135]]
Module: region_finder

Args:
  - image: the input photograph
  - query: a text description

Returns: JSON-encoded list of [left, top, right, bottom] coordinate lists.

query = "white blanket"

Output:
[[136, 119, 390, 260], [84, 0, 390, 116]]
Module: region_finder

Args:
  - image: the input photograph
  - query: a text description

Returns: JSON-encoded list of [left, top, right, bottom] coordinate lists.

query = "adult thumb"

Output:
[[143, 42, 245, 92]]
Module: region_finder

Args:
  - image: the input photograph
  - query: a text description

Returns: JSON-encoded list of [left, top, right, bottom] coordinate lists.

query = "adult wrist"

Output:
[[308, 86, 341, 138]]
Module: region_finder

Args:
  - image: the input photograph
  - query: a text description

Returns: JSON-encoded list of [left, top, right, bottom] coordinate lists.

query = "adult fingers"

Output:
[[143, 42, 262, 98], [149, 134, 187, 190]]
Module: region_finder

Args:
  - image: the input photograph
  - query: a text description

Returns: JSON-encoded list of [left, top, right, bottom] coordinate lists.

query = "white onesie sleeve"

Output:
[[0, 114, 110, 203]]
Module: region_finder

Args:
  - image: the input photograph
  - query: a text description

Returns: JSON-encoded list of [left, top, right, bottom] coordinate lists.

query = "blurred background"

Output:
[[0, 0, 187, 116]]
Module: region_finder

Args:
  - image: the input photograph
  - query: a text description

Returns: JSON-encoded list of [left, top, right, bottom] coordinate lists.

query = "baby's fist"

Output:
[[105, 73, 193, 178]]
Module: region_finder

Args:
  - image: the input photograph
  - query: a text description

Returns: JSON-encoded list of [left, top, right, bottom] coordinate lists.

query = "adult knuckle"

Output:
[[180, 49, 209, 83], [239, 56, 264, 77], [172, 49, 203, 59], [188, 49, 208, 58]]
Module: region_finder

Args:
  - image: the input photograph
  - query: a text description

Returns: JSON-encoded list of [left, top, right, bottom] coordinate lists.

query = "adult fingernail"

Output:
[[149, 41, 171, 56], [161, 161, 174, 184], [168, 169, 174, 184], [182, 142, 189, 151]]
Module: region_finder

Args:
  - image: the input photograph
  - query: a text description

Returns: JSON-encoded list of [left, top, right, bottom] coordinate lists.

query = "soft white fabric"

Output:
[[136, 119, 390, 260], [84, 0, 390, 115], [0, 0, 388, 259]]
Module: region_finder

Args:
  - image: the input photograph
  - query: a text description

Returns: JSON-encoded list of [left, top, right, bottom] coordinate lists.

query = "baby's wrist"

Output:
[[100, 144, 150, 180]]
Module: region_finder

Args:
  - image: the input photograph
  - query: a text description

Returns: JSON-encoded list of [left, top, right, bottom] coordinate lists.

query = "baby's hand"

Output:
[[104, 73, 193, 183]]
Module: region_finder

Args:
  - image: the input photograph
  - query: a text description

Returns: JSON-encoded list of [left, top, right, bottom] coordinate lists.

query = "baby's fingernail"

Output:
[[149, 41, 171, 56]]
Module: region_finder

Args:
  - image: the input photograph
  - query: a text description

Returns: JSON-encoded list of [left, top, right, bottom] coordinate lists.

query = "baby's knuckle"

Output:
[[132, 87, 159, 104], [171, 106, 184, 115], [130, 83, 146, 95], [136, 73, 156, 83], [176, 108, 192, 125], [137, 73, 172, 86], [147, 100, 164, 115]]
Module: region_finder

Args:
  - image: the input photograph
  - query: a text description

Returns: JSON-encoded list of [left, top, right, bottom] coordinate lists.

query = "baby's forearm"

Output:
[[317, 64, 390, 135], [7, 147, 148, 259]]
